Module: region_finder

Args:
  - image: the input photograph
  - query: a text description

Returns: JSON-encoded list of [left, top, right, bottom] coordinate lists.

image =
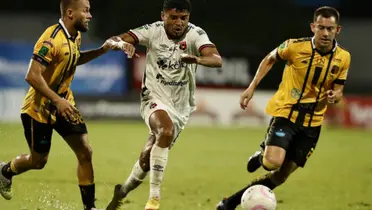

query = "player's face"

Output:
[[72, 0, 92, 32], [311, 15, 341, 50], [161, 9, 190, 39]]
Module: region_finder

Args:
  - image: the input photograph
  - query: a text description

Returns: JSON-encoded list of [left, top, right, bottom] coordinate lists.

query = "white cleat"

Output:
[[0, 162, 13, 200]]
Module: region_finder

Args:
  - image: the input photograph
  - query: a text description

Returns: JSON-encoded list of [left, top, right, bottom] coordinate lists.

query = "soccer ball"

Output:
[[241, 185, 276, 210]]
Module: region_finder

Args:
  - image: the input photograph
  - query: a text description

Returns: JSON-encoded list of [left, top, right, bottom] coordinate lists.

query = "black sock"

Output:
[[225, 173, 277, 208], [79, 183, 96, 210], [1, 162, 16, 180]]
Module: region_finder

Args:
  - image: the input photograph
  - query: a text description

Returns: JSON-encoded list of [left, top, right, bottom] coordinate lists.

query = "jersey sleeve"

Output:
[[193, 27, 215, 54], [128, 23, 154, 47], [276, 39, 293, 61], [334, 52, 351, 85], [32, 32, 60, 66]]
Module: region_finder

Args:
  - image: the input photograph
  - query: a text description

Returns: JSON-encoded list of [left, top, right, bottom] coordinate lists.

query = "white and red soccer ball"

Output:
[[241, 185, 277, 210]]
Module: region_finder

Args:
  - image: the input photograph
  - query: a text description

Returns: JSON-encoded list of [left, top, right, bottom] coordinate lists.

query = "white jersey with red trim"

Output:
[[129, 21, 214, 115]]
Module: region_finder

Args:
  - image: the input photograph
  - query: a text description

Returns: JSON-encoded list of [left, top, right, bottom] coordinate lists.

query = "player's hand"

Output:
[[55, 98, 79, 122], [327, 90, 340, 104], [240, 87, 255, 110], [103, 37, 138, 58], [180, 53, 200, 64]]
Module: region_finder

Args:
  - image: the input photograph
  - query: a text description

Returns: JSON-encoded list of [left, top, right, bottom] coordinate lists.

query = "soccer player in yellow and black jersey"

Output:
[[217, 6, 351, 209], [0, 0, 135, 209]]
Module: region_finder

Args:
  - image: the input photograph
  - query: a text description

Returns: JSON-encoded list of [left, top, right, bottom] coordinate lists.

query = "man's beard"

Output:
[[74, 21, 88, 32]]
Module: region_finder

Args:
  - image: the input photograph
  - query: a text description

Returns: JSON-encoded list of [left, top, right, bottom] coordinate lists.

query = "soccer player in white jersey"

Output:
[[105, 0, 222, 209]]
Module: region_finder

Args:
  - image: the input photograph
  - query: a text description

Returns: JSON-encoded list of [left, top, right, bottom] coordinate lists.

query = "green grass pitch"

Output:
[[0, 121, 371, 210]]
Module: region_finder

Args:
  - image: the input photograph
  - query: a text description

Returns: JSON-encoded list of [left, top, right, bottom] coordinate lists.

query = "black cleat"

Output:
[[106, 184, 127, 210], [246, 150, 262, 173], [216, 198, 234, 210]]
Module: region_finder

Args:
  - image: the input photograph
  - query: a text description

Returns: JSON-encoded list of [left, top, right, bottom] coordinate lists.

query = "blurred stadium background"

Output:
[[0, 0, 372, 210]]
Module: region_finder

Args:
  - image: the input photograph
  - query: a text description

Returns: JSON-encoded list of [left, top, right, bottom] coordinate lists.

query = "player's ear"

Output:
[[336, 25, 342, 35], [161, 11, 165, 21], [310, 23, 316, 33], [66, 9, 74, 19]]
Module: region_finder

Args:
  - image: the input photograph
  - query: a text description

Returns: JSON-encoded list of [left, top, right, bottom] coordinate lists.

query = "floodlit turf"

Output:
[[0, 121, 371, 210]]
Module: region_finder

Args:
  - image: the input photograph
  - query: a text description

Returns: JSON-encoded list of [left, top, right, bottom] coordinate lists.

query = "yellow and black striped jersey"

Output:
[[21, 19, 81, 123], [266, 37, 351, 127]]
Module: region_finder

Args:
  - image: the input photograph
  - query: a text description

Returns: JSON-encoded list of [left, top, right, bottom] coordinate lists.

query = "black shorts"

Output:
[[21, 113, 88, 154], [262, 117, 321, 167]]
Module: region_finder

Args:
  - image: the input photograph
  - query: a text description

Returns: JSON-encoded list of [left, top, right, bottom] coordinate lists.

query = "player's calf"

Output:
[[147, 110, 174, 209], [269, 159, 298, 187], [13, 153, 49, 172], [64, 133, 96, 210]]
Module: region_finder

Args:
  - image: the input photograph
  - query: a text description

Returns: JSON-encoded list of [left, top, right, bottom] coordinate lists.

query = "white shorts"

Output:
[[140, 98, 190, 147]]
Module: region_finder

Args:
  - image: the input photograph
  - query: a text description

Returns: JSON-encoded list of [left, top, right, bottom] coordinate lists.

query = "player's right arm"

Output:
[[25, 60, 61, 104], [26, 35, 77, 119], [104, 24, 153, 58], [239, 39, 292, 110], [118, 24, 153, 47]]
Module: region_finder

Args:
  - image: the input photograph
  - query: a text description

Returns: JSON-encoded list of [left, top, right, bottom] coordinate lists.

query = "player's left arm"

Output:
[[181, 27, 222, 68], [196, 46, 222, 67], [328, 53, 351, 103], [77, 47, 108, 65], [77, 36, 136, 65]]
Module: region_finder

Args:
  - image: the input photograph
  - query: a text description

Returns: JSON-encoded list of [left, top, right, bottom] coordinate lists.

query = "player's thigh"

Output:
[[141, 100, 174, 136], [259, 117, 275, 150], [264, 117, 296, 164], [288, 126, 321, 167], [53, 112, 90, 156], [21, 113, 53, 156]]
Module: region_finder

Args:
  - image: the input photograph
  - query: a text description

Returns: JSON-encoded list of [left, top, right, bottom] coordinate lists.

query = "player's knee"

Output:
[[156, 126, 174, 147], [31, 156, 48, 170], [76, 145, 93, 164], [262, 156, 282, 171]]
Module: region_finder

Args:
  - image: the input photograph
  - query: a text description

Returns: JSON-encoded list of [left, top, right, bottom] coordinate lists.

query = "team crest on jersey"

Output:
[[179, 41, 187, 50], [150, 102, 157, 109], [291, 88, 301, 99], [331, 65, 340, 74]]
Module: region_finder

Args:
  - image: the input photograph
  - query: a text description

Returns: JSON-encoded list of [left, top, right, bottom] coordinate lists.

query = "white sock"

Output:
[[121, 160, 147, 195], [149, 145, 169, 199]]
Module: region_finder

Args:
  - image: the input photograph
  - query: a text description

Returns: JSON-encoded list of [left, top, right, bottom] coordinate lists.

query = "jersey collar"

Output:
[[59, 19, 73, 40], [311, 37, 337, 55]]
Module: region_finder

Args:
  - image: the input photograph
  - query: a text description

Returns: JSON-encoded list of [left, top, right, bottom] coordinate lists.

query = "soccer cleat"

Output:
[[106, 184, 127, 210], [0, 162, 13, 200], [246, 150, 262, 173], [216, 198, 234, 210], [145, 197, 160, 210]]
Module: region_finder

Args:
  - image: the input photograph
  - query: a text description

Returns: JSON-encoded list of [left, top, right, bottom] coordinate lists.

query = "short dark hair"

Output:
[[313, 6, 340, 24], [60, 0, 80, 16], [163, 0, 192, 12]]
